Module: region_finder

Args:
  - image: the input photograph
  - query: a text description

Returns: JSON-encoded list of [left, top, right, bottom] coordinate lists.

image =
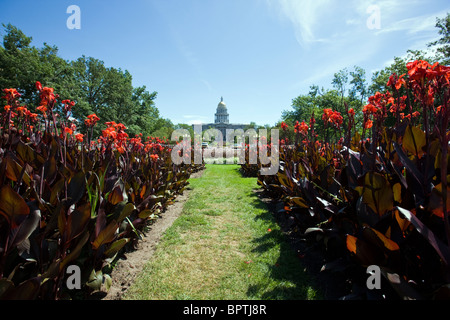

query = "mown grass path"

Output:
[[124, 164, 320, 300]]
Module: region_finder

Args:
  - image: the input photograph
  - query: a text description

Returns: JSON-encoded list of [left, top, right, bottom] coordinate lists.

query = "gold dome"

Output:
[[215, 96, 229, 124], [217, 96, 227, 112]]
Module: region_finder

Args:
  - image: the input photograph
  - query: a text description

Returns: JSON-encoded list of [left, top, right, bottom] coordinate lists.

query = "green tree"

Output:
[[332, 68, 349, 114], [72, 56, 160, 137], [282, 86, 348, 141], [428, 12, 450, 65], [152, 118, 174, 140], [281, 89, 317, 124], [349, 66, 368, 105], [244, 121, 258, 131], [70, 55, 109, 124], [0, 23, 75, 108], [283, 66, 370, 142], [132, 86, 159, 136], [0, 24, 162, 139], [369, 50, 430, 95]]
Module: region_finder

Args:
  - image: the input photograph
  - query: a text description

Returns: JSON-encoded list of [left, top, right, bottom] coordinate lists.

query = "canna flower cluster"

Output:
[[0, 82, 198, 300], [322, 108, 343, 129], [254, 59, 450, 300], [2, 88, 21, 103], [85, 113, 100, 127], [0, 82, 168, 162], [1, 88, 39, 135], [101, 121, 129, 153], [363, 91, 390, 129], [294, 120, 309, 135]]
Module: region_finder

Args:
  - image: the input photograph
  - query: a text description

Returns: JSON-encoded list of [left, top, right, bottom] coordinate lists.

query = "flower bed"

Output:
[[248, 60, 450, 299], [0, 83, 200, 299]]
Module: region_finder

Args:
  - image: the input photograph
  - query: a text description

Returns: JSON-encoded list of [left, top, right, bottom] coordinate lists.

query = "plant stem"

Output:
[[441, 96, 450, 246]]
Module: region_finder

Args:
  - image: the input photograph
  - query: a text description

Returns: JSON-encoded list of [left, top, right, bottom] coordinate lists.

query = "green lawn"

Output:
[[124, 164, 320, 300]]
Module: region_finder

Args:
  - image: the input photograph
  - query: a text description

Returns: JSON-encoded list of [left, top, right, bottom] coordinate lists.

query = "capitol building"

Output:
[[194, 97, 249, 142]]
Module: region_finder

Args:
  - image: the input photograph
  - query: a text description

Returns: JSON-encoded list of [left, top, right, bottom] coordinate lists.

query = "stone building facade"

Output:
[[194, 97, 249, 142]]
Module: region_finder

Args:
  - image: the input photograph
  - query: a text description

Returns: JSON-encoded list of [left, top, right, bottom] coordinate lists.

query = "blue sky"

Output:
[[0, 0, 449, 126]]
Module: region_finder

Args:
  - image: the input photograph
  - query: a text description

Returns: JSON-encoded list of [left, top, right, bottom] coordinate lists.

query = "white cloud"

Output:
[[270, 0, 332, 45], [375, 11, 442, 36], [345, 18, 360, 26], [186, 119, 204, 125], [266, 0, 448, 96], [180, 115, 209, 125], [350, 0, 447, 37]]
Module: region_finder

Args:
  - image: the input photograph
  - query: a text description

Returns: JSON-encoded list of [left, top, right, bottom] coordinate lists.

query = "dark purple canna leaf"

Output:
[[1, 277, 40, 300], [0, 184, 30, 228], [396, 207, 450, 266], [7, 201, 40, 251], [67, 171, 86, 206]]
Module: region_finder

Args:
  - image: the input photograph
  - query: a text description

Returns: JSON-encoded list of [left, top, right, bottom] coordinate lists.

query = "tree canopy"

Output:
[[280, 12, 450, 141], [0, 23, 175, 139]]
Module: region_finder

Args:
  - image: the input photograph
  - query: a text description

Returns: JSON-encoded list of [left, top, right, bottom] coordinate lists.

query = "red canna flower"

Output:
[[330, 111, 343, 127], [2, 88, 21, 102], [363, 103, 378, 114], [116, 144, 126, 154], [364, 119, 373, 129], [35, 81, 43, 92], [27, 112, 38, 122], [281, 121, 288, 131], [85, 113, 100, 127], [294, 120, 309, 135], [36, 105, 48, 117], [39, 87, 55, 107], [62, 99, 75, 113], [322, 108, 343, 128], [115, 123, 127, 131], [412, 111, 420, 118], [63, 126, 73, 135], [16, 106, 28, 117], [387, 73, 406, 90], [322, 108, 333, 123], [150, 154, 159, 161], [75, 133, 84, 142], [400, 113, 411, 120], [102, 126, 117, 139], [406, 60, 431, 82]]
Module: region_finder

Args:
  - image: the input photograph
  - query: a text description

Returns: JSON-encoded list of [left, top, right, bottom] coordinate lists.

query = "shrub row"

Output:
[[246, 60, 450, 299], [0, 83, 201, 299]]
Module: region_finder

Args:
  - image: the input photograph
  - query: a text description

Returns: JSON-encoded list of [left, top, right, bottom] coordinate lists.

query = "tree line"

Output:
[[279, 13, 450, 143], [0, 23, 177, 139]]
